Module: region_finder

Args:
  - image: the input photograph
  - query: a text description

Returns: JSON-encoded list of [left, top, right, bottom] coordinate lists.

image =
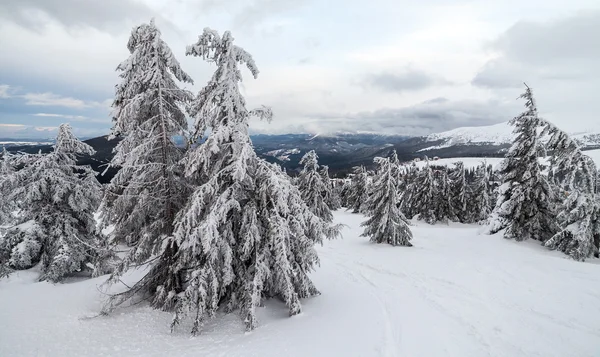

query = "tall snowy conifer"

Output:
[[449, 161, 467, 222], [2, 124, 101, 281], [406, 161, 436, 223], [467, 161, 494, 223], [361, 156, 412, 246], [100, 20, 193, 308], [433, 167, 452, 223], [320, 165, 341, 210], [487, 84, 557, 241], [297, 150, 333, 221], [0, 147, 16, 225], [347, 165, 370, 214], [164, 28, 340, 334], [541, 121, 600, 260]]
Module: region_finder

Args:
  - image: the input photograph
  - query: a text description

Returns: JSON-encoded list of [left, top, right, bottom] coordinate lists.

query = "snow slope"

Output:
[[403, 148, 600, 171], [584, 148, 600, 165], [1, 211, 600, 356]]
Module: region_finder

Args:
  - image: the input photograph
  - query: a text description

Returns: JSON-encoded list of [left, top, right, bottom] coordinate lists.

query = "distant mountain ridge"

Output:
[[4, 122, 600, 179]]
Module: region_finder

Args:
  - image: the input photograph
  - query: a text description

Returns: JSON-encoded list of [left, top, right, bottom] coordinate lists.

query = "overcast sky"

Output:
[[1, 0, 599, 138]]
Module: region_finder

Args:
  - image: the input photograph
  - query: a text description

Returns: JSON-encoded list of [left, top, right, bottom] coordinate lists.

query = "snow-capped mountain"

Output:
[[422, 122, 513, 151], [420, 122, 600, 152]]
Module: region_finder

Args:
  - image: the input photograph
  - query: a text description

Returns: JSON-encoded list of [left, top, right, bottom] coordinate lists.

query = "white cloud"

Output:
[[23, 92, 89, 108], [0, 84, 12, 98], [33, 113, 86, 120], [33, 112, 109, 123], [0, 85, 110, 109]]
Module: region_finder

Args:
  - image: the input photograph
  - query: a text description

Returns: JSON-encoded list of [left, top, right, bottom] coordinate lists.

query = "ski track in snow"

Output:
[[2, 210, 600, 356]]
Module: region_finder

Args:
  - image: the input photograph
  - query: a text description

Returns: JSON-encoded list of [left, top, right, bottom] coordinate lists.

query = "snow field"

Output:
[[1, 210, 600, 356]]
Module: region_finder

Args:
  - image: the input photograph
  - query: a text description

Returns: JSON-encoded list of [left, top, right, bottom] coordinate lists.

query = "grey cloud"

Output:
[[264, 97, 519, 136], [345, 98, 514, 135], [0, 0, 166, 33], [473, 11, 600, 89], [472, 61, 526, 89], [493, 10, 600, 65], [363, 69, 450, 93], [233, 0, 307, 31]]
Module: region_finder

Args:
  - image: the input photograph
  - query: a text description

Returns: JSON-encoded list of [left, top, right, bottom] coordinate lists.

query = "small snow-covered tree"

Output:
[[487, 84, 557, 241], [320, 165, 341, 210], [100, 19, 193, 304], [297, 150, 333, 221], [0, 221, 43, 271], [449, 161, 467, 222], [467, 161, 494, 223], [339, 178, 353, 208], [104, 28, 340, 334], [347, 165, 370, 214], [4, 124, 102, 282], [361, 156, 412, 246], [541, 121, 600, 260]]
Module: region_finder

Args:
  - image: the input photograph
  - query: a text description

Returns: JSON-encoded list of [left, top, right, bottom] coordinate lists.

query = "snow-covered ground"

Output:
[[2, 211, 600, 357], [404, 148, 600, 171], [584, 148, 600, 165], [404, 157, 504, 170]]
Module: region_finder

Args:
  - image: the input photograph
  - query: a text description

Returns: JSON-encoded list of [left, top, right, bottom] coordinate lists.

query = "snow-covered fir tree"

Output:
[[487, 84, 557, 241], [1, 124, 102, 282], [449, 161, 467, 222], [404, 161, 436, 224], [361, 156, 412, 246], [100, 20, 193, 305], [320, 165, 341, 210], [398, 162, 418, 212], [297, 150, 333, 221], [541, 121, 600, 260], [339, 178, 353, 208], [467, 161, 494, 223], [432, 166, 452, 224], [107, 28, 339, 334], [347, 165, 370, 214], [0, 146, 16, 225]]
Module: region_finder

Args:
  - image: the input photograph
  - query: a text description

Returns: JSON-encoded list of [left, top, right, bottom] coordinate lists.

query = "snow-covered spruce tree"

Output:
[[361, 156, 412, 246], [487, 84, 557, 241], [3, 124, 102, 282], [0, 146, 17, 226], [100, 20, 193, 306], [347, 165, 370, 213], [398, 162, 418, 214], [467, 161, 494, 223], [153, 28, 340, 334], [449, 161, 467, 222], [320, 165, 341, 210], [541, 121, 600, 260], [297, 150, 333, 221], [339, 178, 353, 208], [406, 161, 437, 223], [432, 166, 452, 224]]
